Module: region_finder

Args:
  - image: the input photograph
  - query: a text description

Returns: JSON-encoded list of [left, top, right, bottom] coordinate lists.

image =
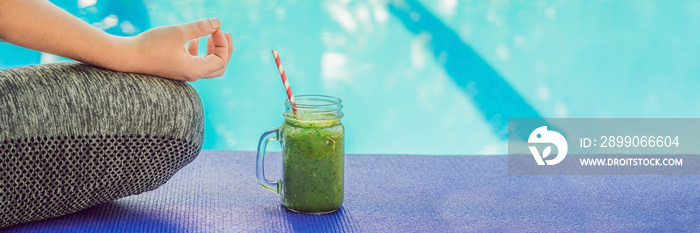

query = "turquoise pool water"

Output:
[[2, 0, 699, 155]]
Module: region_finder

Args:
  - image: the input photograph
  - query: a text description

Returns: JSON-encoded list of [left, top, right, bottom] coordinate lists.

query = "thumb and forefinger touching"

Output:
[[182, 18, 232, 79]]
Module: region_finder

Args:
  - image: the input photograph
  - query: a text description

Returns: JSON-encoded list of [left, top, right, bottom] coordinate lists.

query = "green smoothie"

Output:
[[280, 114, 344, 213]]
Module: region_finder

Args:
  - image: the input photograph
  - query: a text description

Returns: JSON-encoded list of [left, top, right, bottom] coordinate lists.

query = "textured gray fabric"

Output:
[[0, 62, 204, 228]]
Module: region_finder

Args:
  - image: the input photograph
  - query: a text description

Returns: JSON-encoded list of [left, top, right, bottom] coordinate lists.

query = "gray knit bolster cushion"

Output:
[[0, 62, 204, 228]]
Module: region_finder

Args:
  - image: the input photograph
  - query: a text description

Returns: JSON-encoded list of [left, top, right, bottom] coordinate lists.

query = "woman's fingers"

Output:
[[180, 18, 220, 42], [207, 28, 228, 61], [187, 38, 198, 56], [125, 18, 234, 82], [226, 33, 233, 61], [161, 19, 232, 81], [203, 32, 233, 78], [189, 28, 228, 78], [207, 36, 213, 55]]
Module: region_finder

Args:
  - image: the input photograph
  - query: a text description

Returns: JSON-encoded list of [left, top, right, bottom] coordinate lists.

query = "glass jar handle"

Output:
[[256, 128, 280, 193]]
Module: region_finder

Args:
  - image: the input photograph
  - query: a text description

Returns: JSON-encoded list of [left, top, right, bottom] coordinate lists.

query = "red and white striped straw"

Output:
[[272, 50, 296, 108]]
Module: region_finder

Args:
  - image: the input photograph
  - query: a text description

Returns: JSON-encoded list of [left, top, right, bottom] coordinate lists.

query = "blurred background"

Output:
[[1, 0, 699, 155]]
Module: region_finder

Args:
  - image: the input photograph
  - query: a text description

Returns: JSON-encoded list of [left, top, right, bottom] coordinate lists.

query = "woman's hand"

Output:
[[119, 18, 234, 82], [0, 0, 233, 82]]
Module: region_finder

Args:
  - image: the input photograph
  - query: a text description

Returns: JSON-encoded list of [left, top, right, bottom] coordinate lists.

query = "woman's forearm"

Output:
[[0, 0, 130, 71], [0, 0, 233, 81]]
